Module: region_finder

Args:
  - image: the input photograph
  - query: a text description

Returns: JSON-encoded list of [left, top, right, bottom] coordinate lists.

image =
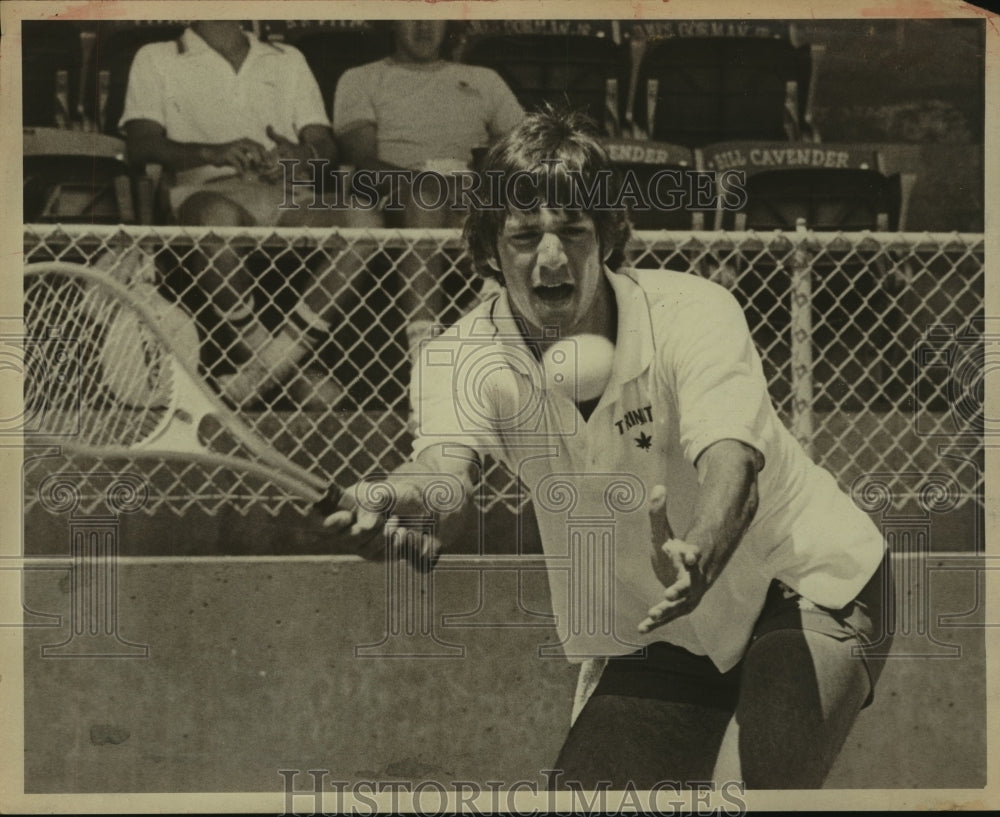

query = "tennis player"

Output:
[[326, 108, 892, 789]]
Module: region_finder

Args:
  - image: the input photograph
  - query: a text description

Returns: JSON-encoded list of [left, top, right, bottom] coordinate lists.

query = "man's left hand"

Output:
[[640, 484, 707, 634], [639, 539, 706, 634]]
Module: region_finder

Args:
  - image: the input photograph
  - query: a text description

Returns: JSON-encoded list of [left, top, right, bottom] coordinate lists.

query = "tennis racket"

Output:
[[23, 261, 343, 515]]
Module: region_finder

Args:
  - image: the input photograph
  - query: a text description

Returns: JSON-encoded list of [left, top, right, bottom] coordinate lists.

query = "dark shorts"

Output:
[[591, 553, 892, 711]]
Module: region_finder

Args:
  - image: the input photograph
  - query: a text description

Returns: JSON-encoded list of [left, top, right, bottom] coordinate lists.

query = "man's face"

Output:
[[393, 21, 447, 63], [190, 21, 246, 39], [493, 208, 611, 337]]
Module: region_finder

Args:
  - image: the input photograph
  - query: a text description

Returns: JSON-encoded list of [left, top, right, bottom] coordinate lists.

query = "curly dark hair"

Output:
[[463, 106, 631, 282]]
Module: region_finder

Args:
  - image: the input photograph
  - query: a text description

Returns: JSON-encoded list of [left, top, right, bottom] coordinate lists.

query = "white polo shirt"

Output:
[[333, 58, 524, 169], [119, 28, 330, 188], [412, 268, 885, 671]]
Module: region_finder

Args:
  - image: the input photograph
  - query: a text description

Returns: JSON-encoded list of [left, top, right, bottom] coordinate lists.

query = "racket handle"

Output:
[[313, 485, 344, 517]]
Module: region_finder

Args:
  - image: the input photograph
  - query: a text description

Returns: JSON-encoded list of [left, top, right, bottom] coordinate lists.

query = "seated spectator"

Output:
[[333, 20, 524, 359], [121, 21, 353, 408]]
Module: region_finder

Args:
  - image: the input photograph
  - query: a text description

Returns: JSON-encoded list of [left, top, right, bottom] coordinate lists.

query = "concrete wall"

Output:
[[22, 554, 985, 793]]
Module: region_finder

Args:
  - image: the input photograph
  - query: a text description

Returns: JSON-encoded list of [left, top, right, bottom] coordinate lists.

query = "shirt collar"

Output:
[[489, 267, 655, 387], [605, 267, 655, 385], [386, 56, 449, 72]]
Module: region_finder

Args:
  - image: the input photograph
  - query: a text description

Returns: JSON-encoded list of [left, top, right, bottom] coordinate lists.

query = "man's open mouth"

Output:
[[534, 283, 574, 305]]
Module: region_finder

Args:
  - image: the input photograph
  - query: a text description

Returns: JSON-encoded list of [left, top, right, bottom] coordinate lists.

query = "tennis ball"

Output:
[[542, 334, 615, 402]]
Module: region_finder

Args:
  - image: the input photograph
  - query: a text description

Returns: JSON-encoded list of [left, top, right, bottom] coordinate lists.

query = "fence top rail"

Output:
[[22, 222, 986, 252]]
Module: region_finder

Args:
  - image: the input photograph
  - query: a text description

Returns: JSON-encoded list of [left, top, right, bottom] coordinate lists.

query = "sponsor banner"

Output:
[[702, 142, 880, 173], [622, 19, 791, 41], [600, 138, 695, 167], [464, 19, 617, 38]]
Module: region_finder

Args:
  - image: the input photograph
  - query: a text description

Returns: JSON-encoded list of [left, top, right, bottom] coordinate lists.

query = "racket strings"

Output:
[[24, 272, 174, 448]]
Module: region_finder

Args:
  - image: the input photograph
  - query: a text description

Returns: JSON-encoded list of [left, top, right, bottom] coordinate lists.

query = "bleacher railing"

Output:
[[21, 224, 984, 518]]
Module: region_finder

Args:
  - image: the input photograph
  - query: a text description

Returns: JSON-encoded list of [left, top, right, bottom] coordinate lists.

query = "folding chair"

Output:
[[23, 127, 138, 224], [21, 20, 82, 128], [462, 33, 628, 135], [632, 36, 815, 147], [700, 140, 913, 410], [700, 141, 901, 232], [607, 137, 720, 277]]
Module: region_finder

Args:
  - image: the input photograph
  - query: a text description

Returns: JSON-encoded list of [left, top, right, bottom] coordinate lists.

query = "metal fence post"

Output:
[[789, 219, 815, 458]]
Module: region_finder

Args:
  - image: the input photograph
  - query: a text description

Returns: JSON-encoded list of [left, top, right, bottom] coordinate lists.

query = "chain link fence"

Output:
[[21, 224, 984, 517]]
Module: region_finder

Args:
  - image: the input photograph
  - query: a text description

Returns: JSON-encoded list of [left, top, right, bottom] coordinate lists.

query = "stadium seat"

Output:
[[23, 21, 173, 224], [272, 23, 394, 121], [21, 20, 82, 128], [600, 137, 702, 230], [699, 141, 902, 232], [601, 137, 715, 277], [23, 127, 138, 223], [631, 36, 815, 147], [462, 34, 629, 135], [700, 141, 912, 410]]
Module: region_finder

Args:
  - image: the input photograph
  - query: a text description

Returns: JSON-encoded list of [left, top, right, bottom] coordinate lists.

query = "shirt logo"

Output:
[[614, 404, 653, 435], [635, 431, 653, 451]]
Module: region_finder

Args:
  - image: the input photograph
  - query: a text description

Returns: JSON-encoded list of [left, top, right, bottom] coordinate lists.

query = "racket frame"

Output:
[[24, 261, 337, 507]]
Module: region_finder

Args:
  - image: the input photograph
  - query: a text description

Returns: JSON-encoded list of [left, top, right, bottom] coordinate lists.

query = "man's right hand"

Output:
[[322, 472, 446, 571], [202, 139, 271, 174]]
